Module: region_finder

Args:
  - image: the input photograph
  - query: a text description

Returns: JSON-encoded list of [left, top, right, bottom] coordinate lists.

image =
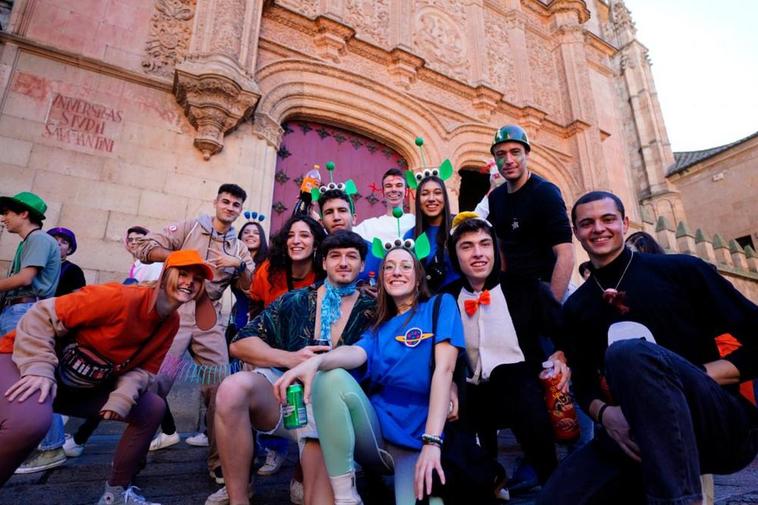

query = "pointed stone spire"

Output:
[[675, 221, 695, 255], [655, 216, 676, 251], [712, 234, 733, 267], [694, 229, 716, 263], [743, 246, 758, 273], [728, 240, 748, 270]]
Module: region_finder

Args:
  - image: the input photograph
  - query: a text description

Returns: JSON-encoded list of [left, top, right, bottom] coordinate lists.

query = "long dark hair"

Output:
[[373, 248, 431, 330], [412, 176, 452, 252], [238, 221, 269, 266], [267, 215, 326, 286]]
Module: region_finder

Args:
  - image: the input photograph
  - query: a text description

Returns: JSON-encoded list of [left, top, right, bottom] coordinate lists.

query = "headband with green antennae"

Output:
[[311, 161, 358, 212], [371, 207, 431, 260], [405, 137, 454, 190]]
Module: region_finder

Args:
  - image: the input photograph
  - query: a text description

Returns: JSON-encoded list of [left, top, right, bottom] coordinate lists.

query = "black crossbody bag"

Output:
[[417, 295, 506, 505]]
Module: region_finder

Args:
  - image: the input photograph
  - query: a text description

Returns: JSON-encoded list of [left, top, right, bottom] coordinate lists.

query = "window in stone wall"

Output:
[[736, 235, 755, 251]]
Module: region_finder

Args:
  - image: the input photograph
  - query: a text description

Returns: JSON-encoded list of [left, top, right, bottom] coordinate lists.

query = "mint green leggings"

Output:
[[312, 369, 443, 505]]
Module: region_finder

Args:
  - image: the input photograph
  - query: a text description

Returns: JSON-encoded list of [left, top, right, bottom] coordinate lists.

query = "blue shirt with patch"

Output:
[[355, 294, 464, 450]]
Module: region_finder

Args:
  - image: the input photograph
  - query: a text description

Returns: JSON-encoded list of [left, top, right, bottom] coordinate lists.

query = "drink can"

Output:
[[283, 383, 308, 429]]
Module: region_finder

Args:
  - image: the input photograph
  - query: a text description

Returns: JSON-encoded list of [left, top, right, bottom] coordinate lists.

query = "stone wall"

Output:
[[667, 134, 758, 249], [647, 216, 758, 304]]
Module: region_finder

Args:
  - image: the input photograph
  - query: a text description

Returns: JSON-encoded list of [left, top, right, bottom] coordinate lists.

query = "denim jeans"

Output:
[[0, 302, 34, 334], [538, 339, 758, 505]]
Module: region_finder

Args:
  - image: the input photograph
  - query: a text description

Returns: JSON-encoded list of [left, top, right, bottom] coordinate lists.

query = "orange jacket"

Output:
[[249, 260, 317, 308]]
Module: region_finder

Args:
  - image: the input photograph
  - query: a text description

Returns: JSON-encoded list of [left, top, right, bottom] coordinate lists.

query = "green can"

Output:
[[283, 383, 307, 429]]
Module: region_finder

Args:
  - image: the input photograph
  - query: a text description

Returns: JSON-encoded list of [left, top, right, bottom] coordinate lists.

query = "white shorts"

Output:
[[253, 367, 319, 453]]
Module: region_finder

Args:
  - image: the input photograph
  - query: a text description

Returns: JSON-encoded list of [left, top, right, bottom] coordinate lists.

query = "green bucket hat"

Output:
[[0, 192, 48, 221]]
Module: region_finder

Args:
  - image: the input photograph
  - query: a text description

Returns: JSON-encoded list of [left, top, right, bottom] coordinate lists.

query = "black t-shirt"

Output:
[[487, 173, 572, 281], [55, 260, 86, 297]]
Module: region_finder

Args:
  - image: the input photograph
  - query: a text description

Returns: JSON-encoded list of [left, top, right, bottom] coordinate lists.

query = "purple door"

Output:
[[270, 120, 408, 233]]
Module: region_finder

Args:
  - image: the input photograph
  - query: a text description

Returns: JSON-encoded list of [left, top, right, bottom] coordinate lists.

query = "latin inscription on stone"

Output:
[[43, 94, 123, 153]]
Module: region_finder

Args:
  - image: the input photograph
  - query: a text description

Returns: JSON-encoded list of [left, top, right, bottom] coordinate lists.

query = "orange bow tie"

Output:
[[464, 290, 491, 316]]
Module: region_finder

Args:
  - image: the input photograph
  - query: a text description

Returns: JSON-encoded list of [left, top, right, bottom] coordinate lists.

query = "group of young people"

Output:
[[0, 123, 756, 505]]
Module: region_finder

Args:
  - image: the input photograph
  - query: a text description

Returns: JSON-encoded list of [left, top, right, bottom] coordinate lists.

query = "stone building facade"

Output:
[[0, 0, 754, 300], [666, 131, 758, 253]]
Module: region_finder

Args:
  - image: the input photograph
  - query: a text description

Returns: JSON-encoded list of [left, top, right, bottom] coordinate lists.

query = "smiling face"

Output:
[[321, 197, 355, 234], [287, 220, 315, 262], [126, 231, 145, 256], [164, 267, 205, 305], [381, 248, 417, 302], [573, 197, 629, 267], [214, 192, 244, 226], [323, 246, 363, 286], [418, 178, 445, 224], [454, 229, 495, 287], [382, 175, 406, 209], [0, 210, 25, 234], [493, 141, 529, 188], [240, 224, 261, 253]]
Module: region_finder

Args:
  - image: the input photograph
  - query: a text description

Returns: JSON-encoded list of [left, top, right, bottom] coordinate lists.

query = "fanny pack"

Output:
[[55, 333, 153, 389]]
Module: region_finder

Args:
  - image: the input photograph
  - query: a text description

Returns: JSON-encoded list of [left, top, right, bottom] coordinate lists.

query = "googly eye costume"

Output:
[[371, 207, 431, 260], [310, 161, 358, 213], [404, 137, 454, 190]]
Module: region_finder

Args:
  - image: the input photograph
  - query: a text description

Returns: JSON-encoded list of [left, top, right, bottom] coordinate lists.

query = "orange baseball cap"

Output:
[[153, 250, 216, 330], [164, 250, 214, 281]]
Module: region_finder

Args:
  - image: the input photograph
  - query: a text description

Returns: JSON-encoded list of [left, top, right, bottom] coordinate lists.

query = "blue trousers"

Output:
[[538, 340, 758, 505]]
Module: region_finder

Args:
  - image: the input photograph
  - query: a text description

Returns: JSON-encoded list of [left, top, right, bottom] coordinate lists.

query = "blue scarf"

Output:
[[320, 279, 358, 345]]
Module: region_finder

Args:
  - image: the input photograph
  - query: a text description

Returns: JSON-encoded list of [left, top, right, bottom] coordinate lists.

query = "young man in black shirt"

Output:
[[486, 125, 574, 302], [538, 191, 758, 505]]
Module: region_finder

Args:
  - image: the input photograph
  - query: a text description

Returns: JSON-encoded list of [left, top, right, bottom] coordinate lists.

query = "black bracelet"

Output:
[[421, 433, 443, 447], [597, 403, 609, 426]]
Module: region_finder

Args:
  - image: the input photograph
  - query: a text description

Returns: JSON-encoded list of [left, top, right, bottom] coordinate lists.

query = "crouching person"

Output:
[[211, 231, 376, 505], [0, 250, 215, 505], [445, 212, 567, 484]]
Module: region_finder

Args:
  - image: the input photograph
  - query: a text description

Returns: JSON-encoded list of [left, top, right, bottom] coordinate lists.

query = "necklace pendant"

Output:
[[603, 288, 619, 297]]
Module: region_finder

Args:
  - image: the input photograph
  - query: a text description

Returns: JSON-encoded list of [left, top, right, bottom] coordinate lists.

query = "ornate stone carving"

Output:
[[276, 0, 318, 19], [388, 48, 424, 89], [174, 66, 260, 159], [252, 112, 284, 148], [313, 17, 354, 64], [210, 0, 244, 59], [611, 0, 636, 35], [526, 31, 560, 119], [484, 17, 517, 99], [142, 0, 197, 77], [413, 6, 469, 82], [345, 0, 390, 48], [472, 85, 502, 121]]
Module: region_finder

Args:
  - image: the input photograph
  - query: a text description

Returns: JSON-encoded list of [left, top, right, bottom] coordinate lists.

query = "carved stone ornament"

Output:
[[313, 17, 355, 64], [413, 6, 470, 82], [388, 48, 425, 89], [253, 112, 284, 148], [174, 60, 261, 159], [345, 0, 390, 48], [142, 0, 197, 77]]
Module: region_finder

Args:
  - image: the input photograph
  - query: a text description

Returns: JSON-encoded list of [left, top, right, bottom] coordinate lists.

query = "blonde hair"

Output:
[[162, 267, 207, 301]]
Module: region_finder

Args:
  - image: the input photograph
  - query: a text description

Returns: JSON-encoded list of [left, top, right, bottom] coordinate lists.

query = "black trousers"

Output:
[[463, 361, 558, 483]]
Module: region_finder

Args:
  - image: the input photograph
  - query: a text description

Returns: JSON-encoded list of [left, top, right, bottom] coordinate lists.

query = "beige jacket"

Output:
[[135, 215, 254, 301]]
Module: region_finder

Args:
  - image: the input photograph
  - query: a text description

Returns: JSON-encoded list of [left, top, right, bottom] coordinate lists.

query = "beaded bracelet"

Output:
[[421, 433, 444, 447]]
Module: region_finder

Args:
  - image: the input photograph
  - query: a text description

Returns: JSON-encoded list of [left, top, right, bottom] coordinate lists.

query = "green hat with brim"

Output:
[[0, 192, 47, 221], [490, 124, 531, 155]]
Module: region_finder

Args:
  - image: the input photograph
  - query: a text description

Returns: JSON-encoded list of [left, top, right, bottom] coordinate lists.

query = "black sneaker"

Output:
[[209, 467, 224, 485]]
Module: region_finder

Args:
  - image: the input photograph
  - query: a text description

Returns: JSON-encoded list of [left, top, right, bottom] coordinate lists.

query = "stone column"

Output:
[[550, 1, 608, 189], [174, 0, 265, 159], [245, 112, 283, 236]]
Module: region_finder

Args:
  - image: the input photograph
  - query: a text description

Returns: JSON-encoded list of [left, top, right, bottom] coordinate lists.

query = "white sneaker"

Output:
[[96, 482, 160, 505], [148, 432, 181, 452], [256, 449, 285, 476], [63, 434, 84, 458], [204, 484, 254, 505], [186, 432, 209, 447], [289, 478, 304, 505]]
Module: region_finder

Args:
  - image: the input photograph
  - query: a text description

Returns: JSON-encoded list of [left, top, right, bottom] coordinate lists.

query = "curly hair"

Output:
[[267, 215, 326, 286]]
